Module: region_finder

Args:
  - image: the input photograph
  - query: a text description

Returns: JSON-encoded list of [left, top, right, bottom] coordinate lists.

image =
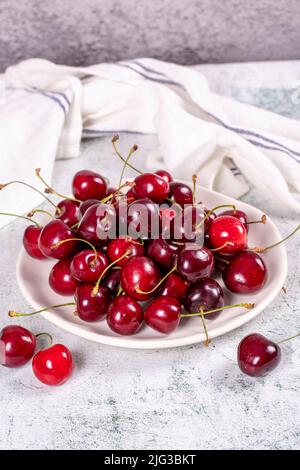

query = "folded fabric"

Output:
[[0, 57, 299, 230]]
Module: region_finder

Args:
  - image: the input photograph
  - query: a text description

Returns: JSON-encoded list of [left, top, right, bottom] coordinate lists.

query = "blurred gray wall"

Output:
[[0, 0, 299, 71]]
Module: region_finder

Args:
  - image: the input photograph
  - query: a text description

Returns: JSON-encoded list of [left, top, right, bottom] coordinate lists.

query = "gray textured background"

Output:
[[0, 0, 300, 71]]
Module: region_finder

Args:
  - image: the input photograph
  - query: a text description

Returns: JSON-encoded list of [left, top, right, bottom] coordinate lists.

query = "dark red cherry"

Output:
[[209, 215, 247, 255], [214, 253, 235, 272], [107, 237, 145, 267], [120, 255, 161, 301], [70, 249, 108, 282], [184, 278, 224, 320], [126, 188, 137, 204], [155, 169, 173, 183], [203, 208, 217, 233], [0, 325, 36, 367], [133, 173, 169, 204], [38, 220, 78, 259], [107, 295, 143, 335], [219, 209, 248, 233], [144, 295, 181, 334], [72, 169, 107, 201], [223, 251, 267, 294], [49, 258, 80, 296], [32, 344, 73, 386], [102, 269, 121, 296], [23, 225, 46, 259], [170, 205, 203, 242], [55, 199, 80, 227], [177, 246, 214, 282], [74, 284, 111, 322], [147, 238, 179, 270], [238, 333, 281, 377], [169, 182, 193, 207], [126, 198, 160, 239], [78, 199, 100, 218], [159, 206, 177, 234], [77, 203, 116, 244], [158, 273, 189, 301]]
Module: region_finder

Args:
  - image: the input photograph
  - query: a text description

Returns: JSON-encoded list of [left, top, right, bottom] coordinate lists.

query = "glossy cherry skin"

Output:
[[70, 249, 109, 282], [184, 278, 224, 320], [223, 251, 267, 294], [126, 198, 160, 239], [55, 199, 80, 227], [77, 203, 115, 244], [177, 246, 214, 282], [78, 199, 100, 218], [126, 188, 137, 204], [120, 255, 161, 301], [74, 284, 111, 322], [49, 258, 80, 296], [103, 269, 121, 296], [219, 209, 248, 233], [146, 238, 179, 270], [158, 273, 189, 301], [72, 169, 107, 201], [107, 237, 145, 267], [238, 333, 281, 377], [133, 173, 170, 204], [32, 344, 73, 386], [170, 205, 203, 242], [23, 225, 46, 259], [169, 182, 193, 207], [208, 215, 247, 255], [38, 220, 78, 259], [107, 296, 143, 335], [155, 169, 173, 183], [0, 325, 36, 368], [144, 295, 181, 334]]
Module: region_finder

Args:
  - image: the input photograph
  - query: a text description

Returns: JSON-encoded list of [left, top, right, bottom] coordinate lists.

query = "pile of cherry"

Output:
[[0, 137, 299, 385]]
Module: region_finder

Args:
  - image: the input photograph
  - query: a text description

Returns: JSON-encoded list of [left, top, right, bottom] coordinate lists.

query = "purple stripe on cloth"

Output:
[[115, 63, 186, 90], [82, 128, 149, 136], [6, 86, 66, 115], [247, 139, 299, 163]]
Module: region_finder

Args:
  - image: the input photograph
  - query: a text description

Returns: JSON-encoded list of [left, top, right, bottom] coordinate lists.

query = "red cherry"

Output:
[[23, 225, 46, 259], [125, 188, 137, 204], [238, 333, 281, 377], [223, 251, 267, 294], [70, 249, 109, 282], [169, 182, 193, 207], [133, 173, 169, 204], [127, 198, 160, 239], [78, 199, 100, 218], [219, 209, 248, 232], [49, 258, 80, 296], [170, 205, 203, 242], [102, 269, 121, 296], [144, 295, 181, 334], [177, 246, 214, 282], [107, 237, 144, 267], [184, 278, 224, 320], [209, 215, 247, 255], [77, 203, 115, 244], [75, 284, 111, 322], [0, 325, 36, 367], [146, 238, 179, 270], [72, 169, 107, 201], [158, 273, 189, 301], [38, 220, 78, 259], [155, 169, 173, 183], [32, 344, 73, 386], [107, 296, 143, 335], [55, 199, 80, 227], [120, 255, 161, 301]]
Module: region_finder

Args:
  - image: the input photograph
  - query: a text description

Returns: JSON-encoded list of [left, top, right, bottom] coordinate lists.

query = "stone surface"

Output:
[[1, 0, 300, 71], [0, 63, 300, 450]]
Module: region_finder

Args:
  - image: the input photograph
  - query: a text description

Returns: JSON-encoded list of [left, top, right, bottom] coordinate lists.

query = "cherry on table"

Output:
[[70, 249, 109, 282], [55, 199, 80, 227], [158, 273, 189, 301], [133, 173, 170, 204], [169, 182, 193, 207], [177, 246, 214, 282], [238, 333, 281, 377], [74, 284, 111, 322], [72, 169, 107, 201], [23, 225, 46, 260], [0, 325, 36, 367], [144, 295, 181, 334], [32, 344, 73, 386], [49, 258, 80, 296], [107, 237, 144, 267], [120, 255, 161, 301], [184, 278, 224, 320], [222, 251, 267, 294], [219, 209, 248, 232], [107, 295, 143, 335], [208, 215, 247, 255], [38, 220, 79, 259]]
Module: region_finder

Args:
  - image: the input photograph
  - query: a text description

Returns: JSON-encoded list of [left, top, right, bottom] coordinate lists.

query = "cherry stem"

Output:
[[117, 286, 123, 296], [200, 309, 210, 347], [92, 249, 132, 296], [118, 144, 138, 189], [251, 224, 300, 253], [112, 135, 143, 175], [210, 241, 231, 252], [35, 332, 53, 349], [8, 302, 76, 317], [52, 238, 98, 265], [195, 204, 236, 231], [27, 208, 54, 219], [0, 180, 58, 211], [192, 174, 197, 206], [35, 168, 81, 203], [277, 332, 300, 345], [181, 302, 255, 318], [135, 264, 177, 295], [214, 255, 230, 265], [101, 181, 135, 205], [0, 212, 41, 228], [245, 214, 267, 226]]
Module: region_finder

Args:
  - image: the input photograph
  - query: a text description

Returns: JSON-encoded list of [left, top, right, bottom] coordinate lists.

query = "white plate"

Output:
[[16, 184, 287, 349]]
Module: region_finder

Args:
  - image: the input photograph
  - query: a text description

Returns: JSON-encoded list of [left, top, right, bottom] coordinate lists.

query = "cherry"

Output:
[[238, 333, 281, 377], [177, 246, 214, 282], [170, 205, 203, 242], [126, 198, 160, 239], [77, 203, 115, 244], [107, 237, 144, 267], [147, 238, 179, 270], [209, 215, 247, 255], [107, 295, 143, 335], [38, 220, 78, 259], [72, 169, 107, 201], [120, 255, 161, 301], [75, 284, 111, 322], [103, 269, 121, 296], [78, 199, 100, 217], [106, 187, 117, 197], [158, 273, 189, 301], [70, 249, 109, 282], [55, 199, 80, 227], [0, 325, 36, 367], [126, 188, 136, 204], [144, 295, 181, 334], [49, 258, 80, 296], [32, 344, 73, 386], [133, 173, 169, 204], [219, 209, 248, 232], [184, 278, 224, 320], [223, 251, 267, 294], [155, 169, 173, 183], [169, 182, 193, 207], [23, 225, 46, 259], [214, 253, 235, 272]]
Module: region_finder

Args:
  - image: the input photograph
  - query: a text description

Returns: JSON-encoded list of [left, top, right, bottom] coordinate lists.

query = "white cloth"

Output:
[[1, 58, 300, 229]]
